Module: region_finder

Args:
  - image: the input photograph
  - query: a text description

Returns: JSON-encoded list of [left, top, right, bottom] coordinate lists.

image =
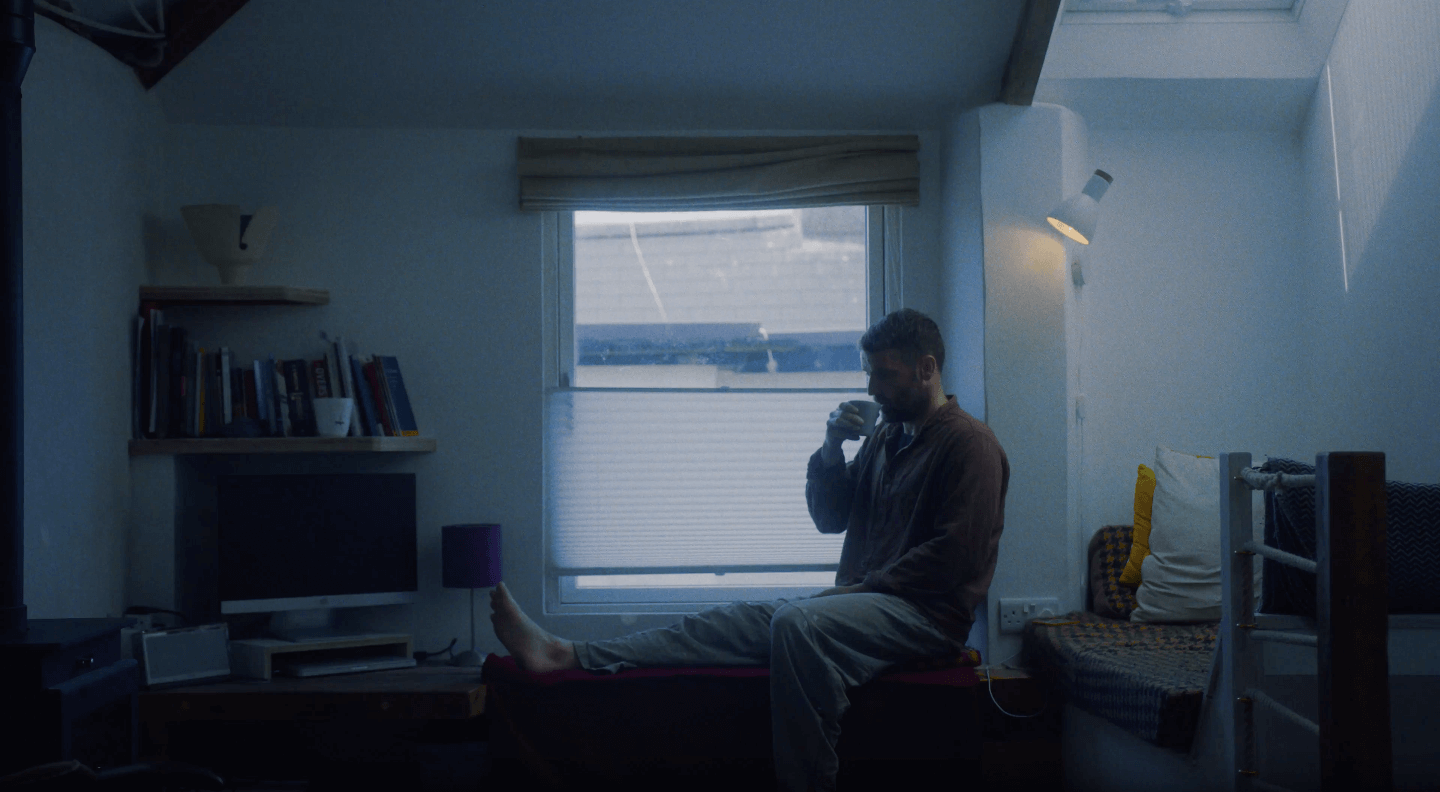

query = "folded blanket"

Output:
[[1261, 457, 1440, 615]]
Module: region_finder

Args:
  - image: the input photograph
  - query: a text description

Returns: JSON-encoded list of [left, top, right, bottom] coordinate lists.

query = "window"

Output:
[[1066, 0, 1296, 11], [543, 206, 898, 612]]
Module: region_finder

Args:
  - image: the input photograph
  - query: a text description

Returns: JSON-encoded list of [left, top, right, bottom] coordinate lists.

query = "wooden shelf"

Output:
[[139, 285, 330, 306], [128, 436, 436, 456]]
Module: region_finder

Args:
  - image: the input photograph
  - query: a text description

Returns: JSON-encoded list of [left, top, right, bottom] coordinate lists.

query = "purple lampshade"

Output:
[[442, 524, 502, 589]]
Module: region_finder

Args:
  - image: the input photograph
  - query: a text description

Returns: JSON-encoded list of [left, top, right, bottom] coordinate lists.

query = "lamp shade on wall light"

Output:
[[1046, 170, 1113, 245], [442, 523, 502, 667]]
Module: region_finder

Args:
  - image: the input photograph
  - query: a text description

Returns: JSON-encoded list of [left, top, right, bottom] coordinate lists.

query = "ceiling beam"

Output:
[[1000, 0, 1063, 106], [134, 0, 250, 89]]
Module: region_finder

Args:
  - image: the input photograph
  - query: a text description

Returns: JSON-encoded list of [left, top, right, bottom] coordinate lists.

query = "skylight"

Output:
[[1067, 0, 1297, 13]]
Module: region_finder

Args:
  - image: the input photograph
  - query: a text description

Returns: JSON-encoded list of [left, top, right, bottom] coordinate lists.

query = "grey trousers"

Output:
[[573, 592, 967, 792]]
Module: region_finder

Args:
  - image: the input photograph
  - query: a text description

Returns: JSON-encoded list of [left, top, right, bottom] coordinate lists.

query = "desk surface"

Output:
[[140, 665, 485, 722]]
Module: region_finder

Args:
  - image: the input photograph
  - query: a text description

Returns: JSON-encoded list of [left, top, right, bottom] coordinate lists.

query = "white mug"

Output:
[[846, 400, 882, 436], [312, 397, 354, 437]]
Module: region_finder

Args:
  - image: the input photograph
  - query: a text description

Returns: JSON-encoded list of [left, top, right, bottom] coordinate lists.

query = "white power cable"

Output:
[[983, 647, 1048, 719], [37, 0, 166, 39]]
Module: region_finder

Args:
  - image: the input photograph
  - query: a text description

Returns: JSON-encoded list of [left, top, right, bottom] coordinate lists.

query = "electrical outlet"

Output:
[[997, 597, 1060, 633]]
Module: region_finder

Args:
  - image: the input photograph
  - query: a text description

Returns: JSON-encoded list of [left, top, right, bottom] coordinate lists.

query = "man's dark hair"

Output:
[[859, 308, 945, 372]]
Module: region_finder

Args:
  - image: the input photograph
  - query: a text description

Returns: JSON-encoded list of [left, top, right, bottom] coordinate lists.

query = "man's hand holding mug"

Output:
[[821, 400, 880, 467]]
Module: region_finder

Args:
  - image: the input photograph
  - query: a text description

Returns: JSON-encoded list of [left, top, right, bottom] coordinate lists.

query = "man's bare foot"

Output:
[[489, 581, 580, 673]]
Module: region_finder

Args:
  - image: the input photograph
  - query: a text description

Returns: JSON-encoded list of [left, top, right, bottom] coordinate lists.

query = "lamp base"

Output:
[[452, 649, 484, 667]]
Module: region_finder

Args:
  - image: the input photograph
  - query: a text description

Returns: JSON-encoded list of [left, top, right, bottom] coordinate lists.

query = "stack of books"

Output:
[[133, 307, 420, 440]]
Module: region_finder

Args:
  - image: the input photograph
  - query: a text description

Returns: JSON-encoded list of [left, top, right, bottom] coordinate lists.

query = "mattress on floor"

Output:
[[1024, 612, 1215, 751]]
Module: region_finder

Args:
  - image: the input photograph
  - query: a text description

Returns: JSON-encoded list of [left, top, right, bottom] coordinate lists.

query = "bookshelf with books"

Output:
[[129, 286, 435, 456]]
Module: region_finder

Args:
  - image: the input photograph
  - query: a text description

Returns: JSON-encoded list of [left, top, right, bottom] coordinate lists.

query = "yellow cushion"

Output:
[[1118, 464, 1156, 587]]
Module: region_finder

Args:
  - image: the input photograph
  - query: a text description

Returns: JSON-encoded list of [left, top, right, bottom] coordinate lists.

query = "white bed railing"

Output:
[[1219, 452, 1392, 792]]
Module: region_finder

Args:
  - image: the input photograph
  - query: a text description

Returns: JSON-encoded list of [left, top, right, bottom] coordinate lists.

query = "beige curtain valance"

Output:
[[517, 135, 919, 211]]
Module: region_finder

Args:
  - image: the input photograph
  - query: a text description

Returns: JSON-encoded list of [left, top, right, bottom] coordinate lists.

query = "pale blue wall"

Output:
[[145, 125, 944, 653], [974, 103, 1089, 662], [22, 17, 164, 618], [941, 109, 986, 421], [1301, 2, 1440, 485], [1075, 130, 1312, 531]]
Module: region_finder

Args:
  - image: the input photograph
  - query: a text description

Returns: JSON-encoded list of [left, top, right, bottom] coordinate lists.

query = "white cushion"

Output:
[[1130, 447, 1267, 623], [1133, 446, 1222, 622]]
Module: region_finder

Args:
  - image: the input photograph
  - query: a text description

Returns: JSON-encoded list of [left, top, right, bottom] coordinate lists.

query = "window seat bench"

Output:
[[481, 651, 988, 790]]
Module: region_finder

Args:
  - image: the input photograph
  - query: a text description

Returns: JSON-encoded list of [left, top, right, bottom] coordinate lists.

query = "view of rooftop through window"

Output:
[[572, 208, 868, 389]]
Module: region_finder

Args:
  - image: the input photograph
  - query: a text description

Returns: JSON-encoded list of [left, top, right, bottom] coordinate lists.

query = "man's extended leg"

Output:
[[767, 592, 967, 792], [576, 598, 791, 673], [491, 581, 792, 674]]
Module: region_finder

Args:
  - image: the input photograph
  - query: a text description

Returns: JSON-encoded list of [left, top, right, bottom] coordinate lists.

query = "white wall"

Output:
[[940, 110, 985, 421], [975, 103, 1088, 662], [1075, 130, 1311, 534], [22, 18, 165, 618], [141, 125, 944, 653], [1301, 1, 1440, 485]]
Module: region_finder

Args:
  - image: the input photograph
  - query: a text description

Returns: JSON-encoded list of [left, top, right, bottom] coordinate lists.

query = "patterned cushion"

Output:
[[1024, 612, 1214, 750], [1089, 525, 1139, 620]]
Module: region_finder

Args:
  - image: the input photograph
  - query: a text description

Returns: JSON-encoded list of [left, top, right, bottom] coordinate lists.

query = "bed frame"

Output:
[[1218, 451, 1390, 792], [1057, 451, 1437, 792]]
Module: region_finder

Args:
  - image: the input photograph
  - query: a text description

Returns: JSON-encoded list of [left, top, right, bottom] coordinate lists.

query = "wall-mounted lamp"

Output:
[[1046, 170, 1113, 246]]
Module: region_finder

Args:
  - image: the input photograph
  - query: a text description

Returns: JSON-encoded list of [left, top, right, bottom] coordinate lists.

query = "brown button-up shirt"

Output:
[[805, 396, 1009, 641]]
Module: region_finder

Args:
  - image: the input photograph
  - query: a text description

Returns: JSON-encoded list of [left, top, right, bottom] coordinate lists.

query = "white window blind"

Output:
[[546, 389, 855, 575]]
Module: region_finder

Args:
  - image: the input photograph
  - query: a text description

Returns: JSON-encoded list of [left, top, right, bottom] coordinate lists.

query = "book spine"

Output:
[[148, 307, 163, 437], [310, 359, 332, 399], [242, 368, 258, 421], [362, 359, 393, 436], [220, 347, 233, 425], [184, 341, 199, 437], [132, 314, 146, 440], [323, 347, 340, 398], [376, 356, 419, 436], [229, 367, 243, 420], [195, 347, 206, 437], [153, 319, 169, 437], [282, 359, 314, 436], [206, 352, 223, 436], [167, 327, 187, 438], [335, 337, 362, 436], [374, 357, 399, 436], [349, 355, 378, 436], [139, 306, 159, 438], [271, 356, 290, 437], [252, 360, 269, 425]]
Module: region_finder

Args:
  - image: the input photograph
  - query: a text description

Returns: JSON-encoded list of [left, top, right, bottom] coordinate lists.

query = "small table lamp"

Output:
[[442, 524, 502, 667]]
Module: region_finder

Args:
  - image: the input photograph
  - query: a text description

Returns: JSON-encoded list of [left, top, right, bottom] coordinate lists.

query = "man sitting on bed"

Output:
[[490, 308, 1010, 792]]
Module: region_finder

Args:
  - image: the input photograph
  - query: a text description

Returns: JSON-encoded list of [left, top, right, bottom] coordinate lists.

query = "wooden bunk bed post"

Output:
[[1315, 452, 1390, 792], [1219, 452, 1259, 791]]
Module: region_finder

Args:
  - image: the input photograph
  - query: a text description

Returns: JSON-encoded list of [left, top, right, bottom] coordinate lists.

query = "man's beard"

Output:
[[879, 392, 924, 424]]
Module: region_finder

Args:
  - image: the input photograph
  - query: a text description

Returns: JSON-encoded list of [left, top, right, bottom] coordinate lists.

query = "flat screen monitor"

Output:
[[217, 473, 418, 615]]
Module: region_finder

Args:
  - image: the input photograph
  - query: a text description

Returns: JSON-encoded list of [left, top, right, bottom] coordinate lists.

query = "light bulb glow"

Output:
[[1047, 216, 1089, 245]]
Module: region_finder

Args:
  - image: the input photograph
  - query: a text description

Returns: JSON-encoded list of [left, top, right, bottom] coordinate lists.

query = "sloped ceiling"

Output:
[[146, 0, 1029, 130]]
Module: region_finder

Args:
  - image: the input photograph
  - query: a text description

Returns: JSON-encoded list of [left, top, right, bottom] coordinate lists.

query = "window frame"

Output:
[[540, 206, 903, 614], [1063, 0, 1303, 24]]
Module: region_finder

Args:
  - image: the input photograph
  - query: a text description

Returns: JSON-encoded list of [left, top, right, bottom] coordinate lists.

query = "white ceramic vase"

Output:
[[180, 204, 279, 285]]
